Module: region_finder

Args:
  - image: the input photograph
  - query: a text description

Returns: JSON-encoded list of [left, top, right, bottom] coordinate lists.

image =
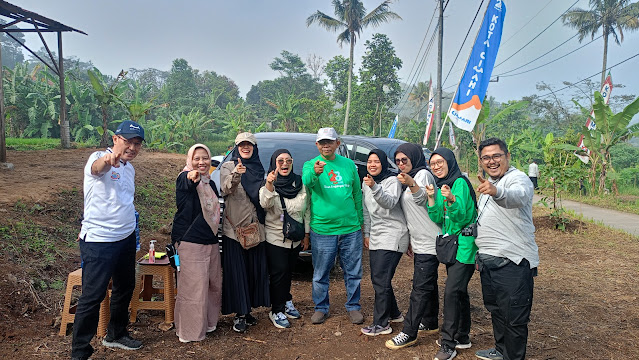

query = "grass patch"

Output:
[[5, 137, 94, 151], [135, 177, 175, 234]]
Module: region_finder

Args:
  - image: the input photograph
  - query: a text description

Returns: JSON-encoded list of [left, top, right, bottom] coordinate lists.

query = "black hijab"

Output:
[[230, 145, 266, 223], [368, 149, 394, 183], [394, 143, 428, 178], [266, 149, 303, 199], [430, 147, 477, 208]]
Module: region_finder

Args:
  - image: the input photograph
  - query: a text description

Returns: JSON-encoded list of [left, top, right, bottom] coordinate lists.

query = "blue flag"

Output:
[[388, 115, 399, 138], [448, 0, 506, 132]]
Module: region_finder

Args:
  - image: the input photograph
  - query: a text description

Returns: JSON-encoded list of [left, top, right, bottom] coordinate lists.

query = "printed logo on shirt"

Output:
[[327, 169, 343, 184], [110, 171, 121, 181]]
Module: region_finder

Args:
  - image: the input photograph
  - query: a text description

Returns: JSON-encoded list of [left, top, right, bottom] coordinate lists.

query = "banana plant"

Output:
[[88, 68, 127, 146], [579, 91, 639, 194]]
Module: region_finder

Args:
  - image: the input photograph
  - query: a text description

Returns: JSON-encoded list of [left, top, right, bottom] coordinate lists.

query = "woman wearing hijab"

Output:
[[220, 132, 270, 333], [426, 147, 478, 360], [386, 143, 442, 350], [360, 149, 409, 337], [172, 144, 222, 343], [259, 149, 310, 329]]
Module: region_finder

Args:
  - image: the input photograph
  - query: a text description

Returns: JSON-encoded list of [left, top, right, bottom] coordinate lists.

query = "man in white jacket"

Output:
[[474, 138, 539, 360]]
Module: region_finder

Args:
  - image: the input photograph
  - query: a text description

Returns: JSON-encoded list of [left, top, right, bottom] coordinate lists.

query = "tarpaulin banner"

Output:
[[388, 115, 399, 138], [448, 0, 506, 132], [423, 78, 435, 146]]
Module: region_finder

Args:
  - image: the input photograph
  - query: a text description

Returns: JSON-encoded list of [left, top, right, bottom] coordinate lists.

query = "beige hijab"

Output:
[[182, 144, 220, 235]]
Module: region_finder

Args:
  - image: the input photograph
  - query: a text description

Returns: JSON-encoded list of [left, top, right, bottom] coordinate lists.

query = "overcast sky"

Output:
[[13, 0, 639, 108]]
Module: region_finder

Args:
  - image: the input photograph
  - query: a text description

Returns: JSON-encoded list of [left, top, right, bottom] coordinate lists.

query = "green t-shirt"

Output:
[[302, 154, 363, 235], [427, 177, 478, 264]]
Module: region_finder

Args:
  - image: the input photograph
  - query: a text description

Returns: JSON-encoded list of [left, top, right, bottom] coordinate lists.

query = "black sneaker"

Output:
[[434, 344, 457, 360], [385, 331, 417, 349], [101, 335, 142, 350], [437, 338, 472, 349], [233, 316, 247, 333], [245, 313, 258, 326], [418, 323, 439, 334], [475, 348, 504, 360]]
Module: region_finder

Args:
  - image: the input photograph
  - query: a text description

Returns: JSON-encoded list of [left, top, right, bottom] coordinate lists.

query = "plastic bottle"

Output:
[[149, 240, 156, 264]]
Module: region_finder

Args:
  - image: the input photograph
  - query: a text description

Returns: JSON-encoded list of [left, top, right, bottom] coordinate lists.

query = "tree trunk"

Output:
[[100, 107, 109, 147], [601, 28, 608, 88], [343, 38, 354, 135]]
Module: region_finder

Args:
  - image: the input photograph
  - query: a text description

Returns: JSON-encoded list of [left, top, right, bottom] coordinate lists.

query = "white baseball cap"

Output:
[[316, 127, 338, 142]]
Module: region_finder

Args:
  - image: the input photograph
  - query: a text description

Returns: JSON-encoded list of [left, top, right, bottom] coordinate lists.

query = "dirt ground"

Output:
[[1, 148, 638, 359]]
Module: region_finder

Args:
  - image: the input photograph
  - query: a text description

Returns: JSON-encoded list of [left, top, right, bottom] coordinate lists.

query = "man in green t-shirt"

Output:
[[302, 127, 364, 326]]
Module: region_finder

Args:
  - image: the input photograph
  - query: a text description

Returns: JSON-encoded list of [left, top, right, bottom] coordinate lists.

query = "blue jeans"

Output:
[[310, 229, 362, 313]]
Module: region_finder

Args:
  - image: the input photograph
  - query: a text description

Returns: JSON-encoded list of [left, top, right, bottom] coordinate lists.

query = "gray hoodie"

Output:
[[400, 169, 441, 255], [362, 176, 409, 253], [475, 166, 539, 268]]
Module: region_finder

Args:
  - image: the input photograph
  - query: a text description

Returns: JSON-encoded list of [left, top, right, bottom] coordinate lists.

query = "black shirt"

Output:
[[171, 171, 220, 245]]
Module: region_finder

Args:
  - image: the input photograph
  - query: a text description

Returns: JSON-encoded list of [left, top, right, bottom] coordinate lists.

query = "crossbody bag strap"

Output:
[[278, 195, 288, 214]]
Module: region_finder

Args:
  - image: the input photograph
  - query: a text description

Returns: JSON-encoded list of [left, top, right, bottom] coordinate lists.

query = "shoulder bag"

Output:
[[435, 203, 459, 265], [226, 214, 261, 250], [279, 196, 306, 242]]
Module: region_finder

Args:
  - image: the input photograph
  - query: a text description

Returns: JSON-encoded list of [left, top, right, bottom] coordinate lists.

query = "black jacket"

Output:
[[171, 171, 220, 245]]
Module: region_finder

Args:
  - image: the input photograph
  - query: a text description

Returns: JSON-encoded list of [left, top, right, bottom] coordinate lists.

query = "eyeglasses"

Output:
[[430, 159, 446, 168], [395, 157, 409, 165], [118, 136, 142, 148], [277, 159, 293, 165], [480, 153, 506, 163]]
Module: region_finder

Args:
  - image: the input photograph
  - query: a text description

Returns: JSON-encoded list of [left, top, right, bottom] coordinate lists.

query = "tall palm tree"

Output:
[[307, 0, 401, 135], [562, 0, 639, 87], [408, 81, 430, 118]]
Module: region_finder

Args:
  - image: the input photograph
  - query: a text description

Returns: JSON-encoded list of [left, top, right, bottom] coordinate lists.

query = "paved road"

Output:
[[533, 195, 639, 237]]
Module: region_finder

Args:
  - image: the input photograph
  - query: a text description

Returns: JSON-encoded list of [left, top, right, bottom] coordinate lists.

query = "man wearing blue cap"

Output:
[[71, 120, 145, 360]]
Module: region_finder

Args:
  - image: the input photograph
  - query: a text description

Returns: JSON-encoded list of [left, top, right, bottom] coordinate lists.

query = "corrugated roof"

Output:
[[0, 0, 87, 35]]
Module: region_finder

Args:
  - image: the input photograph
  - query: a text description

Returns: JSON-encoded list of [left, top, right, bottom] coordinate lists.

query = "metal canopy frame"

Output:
[[0, 0, 87, 164]]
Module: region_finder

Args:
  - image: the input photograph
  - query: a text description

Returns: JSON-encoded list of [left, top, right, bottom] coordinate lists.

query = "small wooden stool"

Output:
[[59, 268, 111, 336], [129, 257, 176, 324]]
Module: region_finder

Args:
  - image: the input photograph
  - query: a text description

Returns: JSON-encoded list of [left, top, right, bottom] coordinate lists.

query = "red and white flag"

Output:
[[422, 77, 435, 146], [575, 73, 613, 163]]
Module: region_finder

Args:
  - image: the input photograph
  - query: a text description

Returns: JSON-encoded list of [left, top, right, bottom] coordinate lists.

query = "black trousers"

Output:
[[369, 249, 403, 326], [265, 242, 300, 314], [402, 253, 440, 337], [441, 261, 475, 348], [529, 177, 538, 190], [477, 255, 535, 360], [71, 232, 136, 359]]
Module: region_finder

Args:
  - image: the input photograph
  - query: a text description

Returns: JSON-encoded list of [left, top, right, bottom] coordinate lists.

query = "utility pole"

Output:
[[435, 0, 444, 139]]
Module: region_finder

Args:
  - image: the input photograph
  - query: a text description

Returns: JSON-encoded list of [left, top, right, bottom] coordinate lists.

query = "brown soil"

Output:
[[1, 149, 638, 359]]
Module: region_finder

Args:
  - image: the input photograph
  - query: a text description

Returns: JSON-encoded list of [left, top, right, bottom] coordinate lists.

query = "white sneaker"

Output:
[[285, 300, 301, 319], [269, 311, 291, 329], [207, 326, 217, 333]]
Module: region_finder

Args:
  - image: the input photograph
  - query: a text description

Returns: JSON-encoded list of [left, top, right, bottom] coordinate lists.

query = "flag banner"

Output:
[[448, 0, 506, 132], [388, 115, 399, 138], [423, 78, 435, 145], [449, 121, 456, 148], [575, 73, 613, 163]]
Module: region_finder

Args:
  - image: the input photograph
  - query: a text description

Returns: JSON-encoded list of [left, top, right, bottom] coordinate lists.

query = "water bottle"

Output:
[[149, 240, 156, 264]]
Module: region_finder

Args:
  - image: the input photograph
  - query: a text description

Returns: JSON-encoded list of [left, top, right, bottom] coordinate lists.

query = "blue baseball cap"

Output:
[[115, 120, 145, 141]]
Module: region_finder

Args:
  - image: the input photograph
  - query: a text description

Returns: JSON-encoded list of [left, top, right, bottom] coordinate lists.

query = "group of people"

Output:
[[70, 122, 538, 360]]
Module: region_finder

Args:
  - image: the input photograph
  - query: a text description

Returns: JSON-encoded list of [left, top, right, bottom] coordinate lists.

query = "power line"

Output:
[[498, 34, 602, 78], [501, 0, 554, 46], [401, 7, 438, 98], [396, 27, 438, 115], [494, 0, 579, 68], [537, 52, 639, 98], [442, 0, 485, 86]]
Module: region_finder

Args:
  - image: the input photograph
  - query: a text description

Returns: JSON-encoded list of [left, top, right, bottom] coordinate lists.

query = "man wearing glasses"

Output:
[[474, 138, 538, 360], [72, 120, 145, 360], [302, 127, 364, 326]]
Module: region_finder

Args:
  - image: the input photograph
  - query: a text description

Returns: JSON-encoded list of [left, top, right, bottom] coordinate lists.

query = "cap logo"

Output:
[[129, 124, 140, 130]]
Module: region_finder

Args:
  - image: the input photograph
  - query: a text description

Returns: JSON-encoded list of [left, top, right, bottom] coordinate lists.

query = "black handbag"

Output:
[[279, 196, 305, 242], [436, 233, 459, 265], [435, 202, 459, 265]]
